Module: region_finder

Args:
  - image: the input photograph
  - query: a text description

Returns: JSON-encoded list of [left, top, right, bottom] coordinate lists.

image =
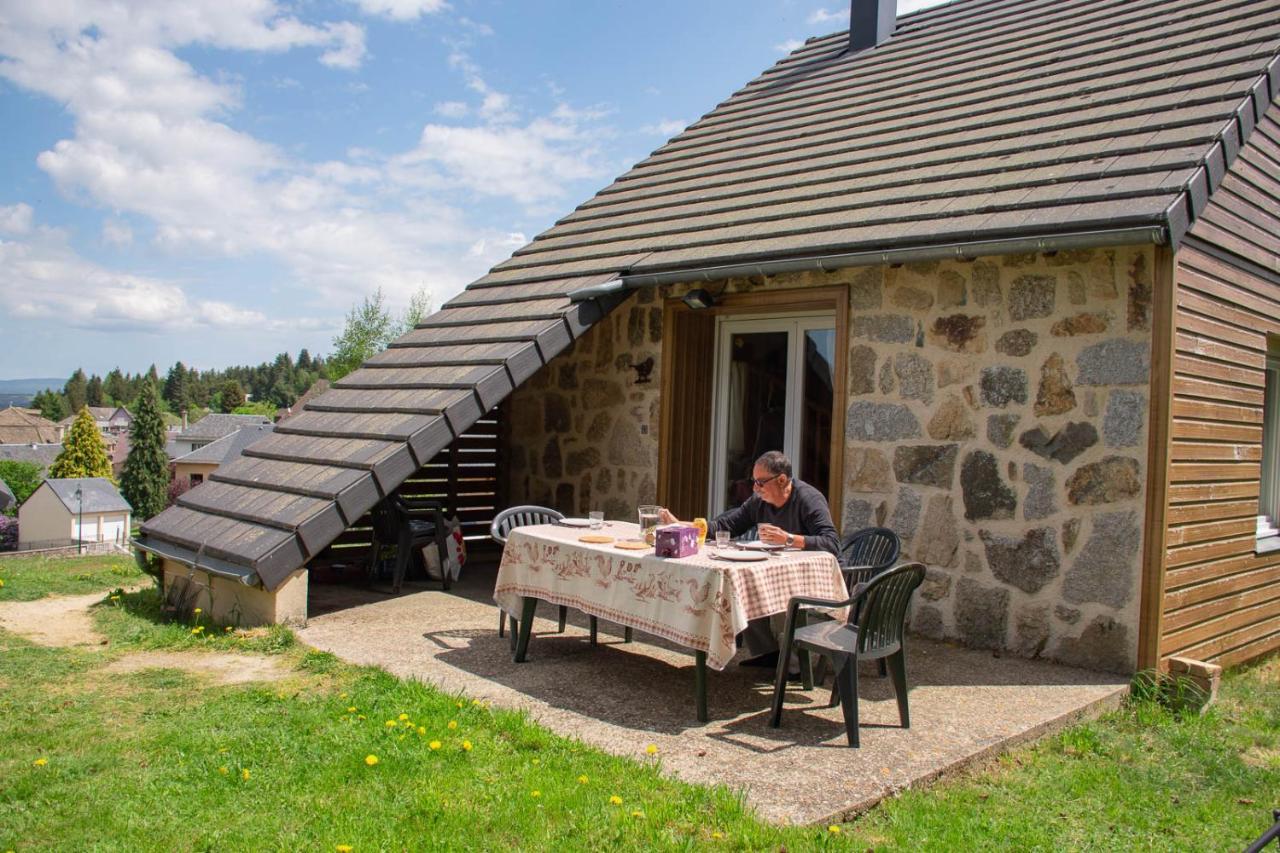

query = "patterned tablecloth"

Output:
[[493, 522, 848, 670]]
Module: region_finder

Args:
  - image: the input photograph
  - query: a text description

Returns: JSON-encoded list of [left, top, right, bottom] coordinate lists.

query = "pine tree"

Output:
[[86, 374, 105, 407], [219, 379, 246, 411], [49, 407, 113, 480], [104, 368, 129, 405], [120, 381, 170, 519], [164, 362, 189, 412], [64, 369, 88, 413], [31, 389, 68, 422]]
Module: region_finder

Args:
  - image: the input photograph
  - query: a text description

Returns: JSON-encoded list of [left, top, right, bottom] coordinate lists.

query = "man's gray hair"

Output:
[[754, 450, 792, 478]]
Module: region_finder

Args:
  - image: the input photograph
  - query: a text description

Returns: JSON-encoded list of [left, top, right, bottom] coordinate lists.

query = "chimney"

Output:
[[181, 409, 188, 431], [849, 0, 896, 53]]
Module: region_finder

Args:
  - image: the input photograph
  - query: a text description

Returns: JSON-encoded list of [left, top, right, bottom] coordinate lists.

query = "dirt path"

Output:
[[0, 590, 289, 685]]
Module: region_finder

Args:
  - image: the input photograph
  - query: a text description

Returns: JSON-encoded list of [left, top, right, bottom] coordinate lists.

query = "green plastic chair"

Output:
[[769, 562, 926, 747], [490, 505, 569, 641]]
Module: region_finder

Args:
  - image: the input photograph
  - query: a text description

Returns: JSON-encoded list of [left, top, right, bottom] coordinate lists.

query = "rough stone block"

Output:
[[928, 314, 987, 353], [970, 261, 1002, 306], [1054, 615, 1131, 673], [1009, 274, 1056, 320], [1077, 339, 1150, 385], [1103, 390, 1146, 448], [961, 450, 1017, 520], [1063, 510, 1140, 608], [916, 494, 960, 566], [895, 352, 935, 402], [846, 401, 921, 442], [1024, 462, 1057, 520], [1051, 313, 1110, 336], [851, 314, 916, 343], [955, 577, 1009, 650], [848, 345, 877, 395], [1035, 353, 1077, 416], [889, 486, 922, 539], [846, 447, 893, 492], [1066, 456, 1142, 504], [987, 414, 1020, 448], [928, 395, 976, 440], [980, 366, 1028, 408], [996, 329, 1037, 356], [1019, 421, 1098, 465], [980, 526, 1060, 594], [893, 444, 959, 488]]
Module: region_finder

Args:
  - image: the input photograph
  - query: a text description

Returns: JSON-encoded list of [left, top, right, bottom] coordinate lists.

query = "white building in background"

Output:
[[18, 478, 132, 549]]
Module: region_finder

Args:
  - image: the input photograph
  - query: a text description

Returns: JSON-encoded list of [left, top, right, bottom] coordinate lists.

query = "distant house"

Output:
[[19, 477, 131, 549], [0, 443, 62, 475], [57, 406, 134, 440], [169, 414, 273, 458], [0, 407, 60, 444], [173, 424, 275, 486]]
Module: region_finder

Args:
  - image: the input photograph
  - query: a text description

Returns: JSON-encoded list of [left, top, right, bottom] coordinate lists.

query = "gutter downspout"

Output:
[[567, 225, 1166, 301]]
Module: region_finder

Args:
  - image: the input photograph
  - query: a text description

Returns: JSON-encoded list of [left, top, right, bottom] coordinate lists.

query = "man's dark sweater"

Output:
[[710, 479, 840, 556]]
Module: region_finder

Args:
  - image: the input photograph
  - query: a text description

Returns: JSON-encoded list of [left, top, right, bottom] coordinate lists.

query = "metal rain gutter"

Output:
[[607, 226, 1166, 292], [132, 536, 262, 587]]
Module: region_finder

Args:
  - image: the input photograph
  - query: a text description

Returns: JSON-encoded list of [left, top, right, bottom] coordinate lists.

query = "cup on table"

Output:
[[715, 530, 730, 550], [588, 510, 604, 530], [638, 504, 661, 544]]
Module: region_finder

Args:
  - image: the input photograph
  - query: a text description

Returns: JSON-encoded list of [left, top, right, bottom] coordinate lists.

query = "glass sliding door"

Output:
[[708, 314, 835, 517]]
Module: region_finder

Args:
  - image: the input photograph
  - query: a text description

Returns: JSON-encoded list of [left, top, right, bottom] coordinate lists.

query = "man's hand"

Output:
[[757, 523, 788, 545], [659, 507, 679, 524]]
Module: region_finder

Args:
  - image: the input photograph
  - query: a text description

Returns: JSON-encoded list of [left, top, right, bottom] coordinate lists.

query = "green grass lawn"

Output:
[[1, 558, 1277, 851], [0, 553, 147, 601]]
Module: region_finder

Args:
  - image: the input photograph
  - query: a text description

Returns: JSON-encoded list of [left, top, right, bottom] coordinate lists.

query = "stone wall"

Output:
[[505, 246, 1156, 671]]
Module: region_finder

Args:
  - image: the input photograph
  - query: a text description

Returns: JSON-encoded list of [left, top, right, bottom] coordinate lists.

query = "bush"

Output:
[[167, 477, 191, 507], [0, 515, 17, 551]]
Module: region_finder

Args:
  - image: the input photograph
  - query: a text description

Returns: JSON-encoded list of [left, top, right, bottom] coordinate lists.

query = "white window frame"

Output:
[[1259, 347, 1280, 544], [707, 312, 833, 518]]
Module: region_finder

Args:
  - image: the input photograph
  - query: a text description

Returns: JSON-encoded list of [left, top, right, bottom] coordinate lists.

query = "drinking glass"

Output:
[[588, 510, 604, 530], [638, 504, 660, 544], [715, 530, 730, 550]]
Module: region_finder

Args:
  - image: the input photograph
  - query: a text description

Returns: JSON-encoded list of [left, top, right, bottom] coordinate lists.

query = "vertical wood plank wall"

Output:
[[1162, 109, 1280, 668]]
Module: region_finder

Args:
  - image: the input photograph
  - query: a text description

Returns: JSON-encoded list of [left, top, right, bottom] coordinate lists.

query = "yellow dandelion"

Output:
[[33, 757, 48, 767], [347, 707, 357, 713], [828, 825, 842, 835], [429, 740, 441, 750], [417, 726, 426, 736], [398, 713, 409, 721], [357, 715, 366, 720], [336, 846, 353, 853], [577, 774, 589, 784], [447, 720, 458, 730], [645, 744, 658, 756], [109, 594, 120, 601], [461, 740, 473, 752], [241, 769, 251, 781], [631, 810, 645, 818], [0, 578, 5, 586], [711, 831, 723, 839], [530, 790, 541, 798], [225, 626, 233, 632], [531, 758, 540, 765], [385, 720, 396, 728], [365, 754, 379, 766], [609, 795, 623, 806], [193, 608, 202, 614], [456, 700, 464, 709], [190, 627, 202, 635], [471, 699, 482, 706], [340, 692, 349, 699], [218, 766, 228, 775]]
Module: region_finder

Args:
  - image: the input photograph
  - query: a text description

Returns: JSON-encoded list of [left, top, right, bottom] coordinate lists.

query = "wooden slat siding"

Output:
[[1161, 105, 1280, 667]]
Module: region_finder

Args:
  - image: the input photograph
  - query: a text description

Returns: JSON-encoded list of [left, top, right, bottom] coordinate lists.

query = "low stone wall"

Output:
[[506, 246, 1156, 671], [161, 560, 308, 626], [0, 541, 128, 560]]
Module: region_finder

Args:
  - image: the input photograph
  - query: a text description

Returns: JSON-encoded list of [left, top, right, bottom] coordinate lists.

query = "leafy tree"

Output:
[[104, 368, 129, 405], [63, 368, 88, 413], [49, 408, 113, 480], [219, 379, 246, 412], [86, 374, 105, 407], [0, 460, 43, 515], [120, 381, 170, 520], [328, 289, 398, 381], [31, 389, 68, 422], [403, 286, 433, 330]]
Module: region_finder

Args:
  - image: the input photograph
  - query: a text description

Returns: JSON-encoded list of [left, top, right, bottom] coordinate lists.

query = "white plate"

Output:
[[740, 540, 785, 551], [558, 518, 594, 528], [713, 549, 768, 562]]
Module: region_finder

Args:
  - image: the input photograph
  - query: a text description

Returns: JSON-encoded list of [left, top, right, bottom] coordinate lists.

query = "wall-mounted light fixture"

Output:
[[682, 288, 715, 310]]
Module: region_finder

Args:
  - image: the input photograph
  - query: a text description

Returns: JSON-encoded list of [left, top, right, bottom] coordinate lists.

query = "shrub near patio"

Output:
[[2, 574, 1278, 850]]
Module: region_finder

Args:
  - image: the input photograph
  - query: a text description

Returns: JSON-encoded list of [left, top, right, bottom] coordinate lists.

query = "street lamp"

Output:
[[73, 484, 83, 555]]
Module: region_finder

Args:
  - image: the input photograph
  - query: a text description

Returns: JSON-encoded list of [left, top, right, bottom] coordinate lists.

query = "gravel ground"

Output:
[[298, 565, 1128, 825]]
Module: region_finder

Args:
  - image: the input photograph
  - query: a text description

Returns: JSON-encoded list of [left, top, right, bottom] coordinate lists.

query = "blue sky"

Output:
[[0, 0, 945, 380]]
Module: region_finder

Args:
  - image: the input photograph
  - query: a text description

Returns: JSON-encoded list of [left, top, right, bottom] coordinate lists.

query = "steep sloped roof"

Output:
[[42, 478, 131, 514], [174, 424, 275, 466], [0, 408, 60, 444], [0, 443, 61, 472], [137, 0, 1280, 589]]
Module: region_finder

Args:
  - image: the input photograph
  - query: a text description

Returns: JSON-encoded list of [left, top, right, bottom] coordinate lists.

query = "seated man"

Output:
[[660, 450, 839, 669]]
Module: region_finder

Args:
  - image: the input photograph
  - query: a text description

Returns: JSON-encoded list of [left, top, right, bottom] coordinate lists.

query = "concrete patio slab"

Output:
[[298, 565, 1129, 825]]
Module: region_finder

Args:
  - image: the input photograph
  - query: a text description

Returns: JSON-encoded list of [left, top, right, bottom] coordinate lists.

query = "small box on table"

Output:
[[654, 523, 699, 558]]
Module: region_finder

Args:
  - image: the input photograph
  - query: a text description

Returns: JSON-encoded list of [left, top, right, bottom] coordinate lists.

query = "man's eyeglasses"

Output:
[[751, 473, 782, 488]]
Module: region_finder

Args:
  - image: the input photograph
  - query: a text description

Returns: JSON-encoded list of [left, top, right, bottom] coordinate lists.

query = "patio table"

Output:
[[493, 521, 847, 721]]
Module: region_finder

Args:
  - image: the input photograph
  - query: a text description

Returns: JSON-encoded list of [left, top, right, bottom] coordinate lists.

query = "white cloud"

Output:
[[349, 0, 449, 21], [643, 118, 687, 138], [434, 100, 469, 118], [101, 219, 134, 247], [318, 22, 366, 69], [0, 204, 34, 235], [808, 8, 845, 24], [0, 218, 276, 332], [775, 39, 806, 53]]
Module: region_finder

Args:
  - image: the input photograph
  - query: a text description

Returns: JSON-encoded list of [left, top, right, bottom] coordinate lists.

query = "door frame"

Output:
[[658, 284, 849, 529], [707, 313, 837, 517]]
